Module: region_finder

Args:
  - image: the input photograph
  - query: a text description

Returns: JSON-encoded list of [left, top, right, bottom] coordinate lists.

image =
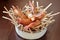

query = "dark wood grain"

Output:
[[0, 0, 60, 40]]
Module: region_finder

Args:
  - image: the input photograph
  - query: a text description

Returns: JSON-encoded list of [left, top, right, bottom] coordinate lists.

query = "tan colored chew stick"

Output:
[[2, 16, 12, 21], [36, 1, 39, 8], [20, 25, 24, 31], [43, 3, 52, 11], [4, 6, 8, 11], [2, 16, 16, 25], [43, 16, 53, 27], [29, 28, 33, 33], [50, 12, 60, 16], [3, 11, 8, 13], [46, 11, 53, 16], [4, 6, 18, 26]]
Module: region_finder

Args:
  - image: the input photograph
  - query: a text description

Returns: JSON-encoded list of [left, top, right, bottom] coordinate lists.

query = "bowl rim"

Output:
[[15, 26, 47, 39]]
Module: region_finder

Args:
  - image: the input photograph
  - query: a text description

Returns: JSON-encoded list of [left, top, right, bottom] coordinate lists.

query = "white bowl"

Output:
[[15, 26, 47, 39]]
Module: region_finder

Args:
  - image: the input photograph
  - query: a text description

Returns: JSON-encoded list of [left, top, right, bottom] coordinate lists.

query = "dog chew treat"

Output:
[[12, 6, 27, 19], [24, 20, 40, 30], [36, 1, 39, 8], [17, 18, 32, 25], [37, 12, 46, 19], [34, 12, 46, 20], [29, 1, 40, 14], [43, 3, 52, 11], [25, 10, 35, 21], [29, 1, 34, 12], [29, 1, 37, 14]]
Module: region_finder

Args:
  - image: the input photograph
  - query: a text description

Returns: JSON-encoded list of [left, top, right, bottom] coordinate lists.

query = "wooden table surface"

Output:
[[0, 0, 60, 40]]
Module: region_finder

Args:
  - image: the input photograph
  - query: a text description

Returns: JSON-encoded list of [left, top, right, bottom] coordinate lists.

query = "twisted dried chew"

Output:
[[34, 12, 46, 20], [17, 18, 32, 25], [12, 6, 27, 19], [24, 20, 40, 30]]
